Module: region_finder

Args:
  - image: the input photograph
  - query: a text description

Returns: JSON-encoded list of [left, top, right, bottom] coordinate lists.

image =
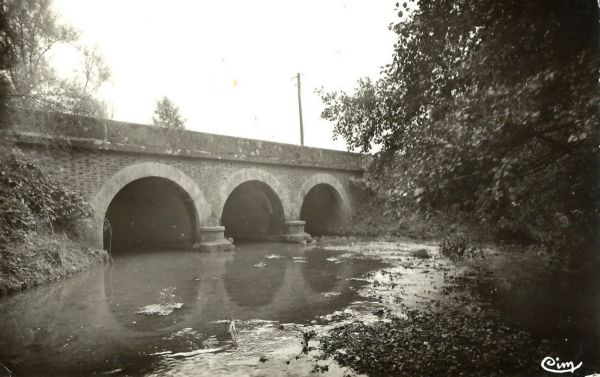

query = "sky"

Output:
[[51, 1, 398, 151]]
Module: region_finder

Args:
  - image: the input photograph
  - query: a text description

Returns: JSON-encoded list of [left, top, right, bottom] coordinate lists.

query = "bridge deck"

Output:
[[8, 110, 365, 172]]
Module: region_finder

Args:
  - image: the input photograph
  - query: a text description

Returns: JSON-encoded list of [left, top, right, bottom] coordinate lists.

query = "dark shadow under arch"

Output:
[[103, 177, 197, 252], [300, 183, 343, 236], [221, 180, 285, 241]]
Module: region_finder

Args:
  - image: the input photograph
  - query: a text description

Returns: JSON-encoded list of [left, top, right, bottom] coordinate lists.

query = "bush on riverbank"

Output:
[[0, 141, 105, 295], [342, 177, 597, 267], [341, 181, 493, 244], [319, 309, 559, 377], [0, 143, 92, 246]]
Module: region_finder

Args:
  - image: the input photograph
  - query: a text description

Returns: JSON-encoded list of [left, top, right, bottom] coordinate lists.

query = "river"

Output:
[[2, 240, 598, 376], [0, 242, 386, 376]]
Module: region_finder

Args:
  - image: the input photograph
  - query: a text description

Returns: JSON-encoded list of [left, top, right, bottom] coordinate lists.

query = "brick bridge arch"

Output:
[[295, 173, 351, 218], [88, 162, 211, 248], [215, 168, 293, 223], [9, 111, 365, 251]]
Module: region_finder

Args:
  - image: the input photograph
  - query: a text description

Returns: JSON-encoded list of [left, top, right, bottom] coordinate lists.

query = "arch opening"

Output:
[[221, 180, 285, 241], [103, 177, 197, 252], [300, 184, 344, 236]]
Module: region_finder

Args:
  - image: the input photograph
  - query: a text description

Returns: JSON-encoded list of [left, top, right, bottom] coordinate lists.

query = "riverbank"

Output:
[[313, 239, 600, 376], [0, 142, 106, 296], [0, 232, 107, 295]]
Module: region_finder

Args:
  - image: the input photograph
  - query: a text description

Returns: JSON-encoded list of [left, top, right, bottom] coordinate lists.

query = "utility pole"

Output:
[[296, 72, 304, 146]]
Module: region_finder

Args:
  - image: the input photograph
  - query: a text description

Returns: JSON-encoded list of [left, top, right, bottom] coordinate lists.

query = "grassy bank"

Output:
[[1, 141, 106, 296], [0, 232, 107, 295]]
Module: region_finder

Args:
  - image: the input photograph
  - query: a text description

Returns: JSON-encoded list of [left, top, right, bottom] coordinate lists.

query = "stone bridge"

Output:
[[8, 111, 365, 252]]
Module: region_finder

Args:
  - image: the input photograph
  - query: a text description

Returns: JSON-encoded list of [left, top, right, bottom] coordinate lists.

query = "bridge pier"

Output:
[[193, 226, 235, 252], [282, 220, 312, 243]]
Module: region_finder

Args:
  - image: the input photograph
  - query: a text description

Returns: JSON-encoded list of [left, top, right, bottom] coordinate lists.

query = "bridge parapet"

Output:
[[9, 110, 366, 172]]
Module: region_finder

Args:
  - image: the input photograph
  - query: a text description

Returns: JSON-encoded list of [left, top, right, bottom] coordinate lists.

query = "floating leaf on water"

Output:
[[136, 303, 184, 316]]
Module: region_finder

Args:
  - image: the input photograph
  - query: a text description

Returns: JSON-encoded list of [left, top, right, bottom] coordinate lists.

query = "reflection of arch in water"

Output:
[[301, 250, 345, 293], [222, 249, 287, 308], [104, 252, 202, 332], [101, 250, 234, 338], [217, 245, 367, 322], [297, 174, 350, 235], [88, 162, 210, 249]]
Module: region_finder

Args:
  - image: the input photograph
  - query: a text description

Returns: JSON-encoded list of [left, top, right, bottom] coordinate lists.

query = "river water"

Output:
[[2, 240, 598, 376], [0, 242, 386, 377]]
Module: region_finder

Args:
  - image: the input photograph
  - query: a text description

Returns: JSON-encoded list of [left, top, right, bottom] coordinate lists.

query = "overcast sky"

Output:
[[51, 1, 397, 151]]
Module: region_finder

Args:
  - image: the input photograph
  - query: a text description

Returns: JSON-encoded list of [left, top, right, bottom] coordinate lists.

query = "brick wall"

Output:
[[17, 145, 361, 220]]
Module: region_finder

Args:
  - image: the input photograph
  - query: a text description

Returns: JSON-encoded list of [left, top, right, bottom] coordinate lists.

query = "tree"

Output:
[[152, 96, 186, 129], [1, 0, 12, 129], [4, 0, 110, 118], [321, 0, 599, 252]]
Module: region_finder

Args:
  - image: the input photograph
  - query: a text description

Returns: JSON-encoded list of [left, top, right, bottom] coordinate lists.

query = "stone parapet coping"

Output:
[[7, 110, 368, 172]]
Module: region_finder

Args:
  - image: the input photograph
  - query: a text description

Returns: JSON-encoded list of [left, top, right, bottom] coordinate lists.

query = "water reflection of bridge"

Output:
[[103, 244, 357, 330], [0, 244, 372, 375]]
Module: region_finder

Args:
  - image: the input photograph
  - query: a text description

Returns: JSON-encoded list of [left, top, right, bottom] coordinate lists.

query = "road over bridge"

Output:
[[8, 111, 366, 252]]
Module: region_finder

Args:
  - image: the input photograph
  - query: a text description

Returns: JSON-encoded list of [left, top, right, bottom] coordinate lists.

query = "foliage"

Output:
[[0, 2, 12, 129], [152, 96, 186, 129], [0, 144, 92, 248], [320, 0, 599, 254], [319, 310, 562, 377], [341, 177, 482, 240], [439, 234, 483, 260], [4, 0, 110, 118]]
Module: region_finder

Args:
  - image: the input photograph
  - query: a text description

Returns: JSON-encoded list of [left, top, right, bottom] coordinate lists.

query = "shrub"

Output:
[[0, 144, 92, 247], [439, 234, 484, 260]]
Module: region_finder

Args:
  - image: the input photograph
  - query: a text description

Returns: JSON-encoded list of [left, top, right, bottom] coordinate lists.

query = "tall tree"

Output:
[[152, 96, 186, 129], [1, 0, 13, 129], [4, 0, 110, 118], [321, 0, 599, 252]]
